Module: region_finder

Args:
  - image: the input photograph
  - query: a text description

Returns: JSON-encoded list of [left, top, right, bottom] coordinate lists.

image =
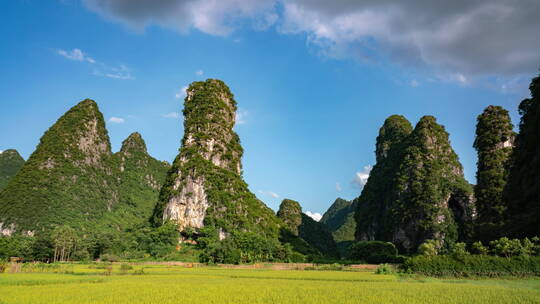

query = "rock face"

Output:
[[473, 106, 514, 242], [0, 149, 25, 190], [153, 79, 280, 237], [277, 199, 339, 258], [320, 198, 357, 253], [355, 115, 474, 253], [504, 75, 540, 238], [0, 99, 168, 234]]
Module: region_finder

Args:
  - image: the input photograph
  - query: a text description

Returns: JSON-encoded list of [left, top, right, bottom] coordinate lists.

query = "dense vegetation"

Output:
[[347, 241, 402, 264], [473, 106, 514, 242], [354, 115, 473, 253], [406, 236, 540, 277], [504, 74, 540, 238], [277, 199, 339, 259], [0, 100, 168, 234], [354, 115, 413, 243], [320, 198, 356, 254], [0, 149, 24, 190]]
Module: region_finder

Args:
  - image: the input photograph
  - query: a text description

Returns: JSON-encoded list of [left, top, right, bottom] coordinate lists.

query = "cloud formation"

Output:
[[163, 112, 180, 119], [352, 165, 372, 189], [175, 86, 188, 99], [57, 48, 133, 80], [305, 211, 322, 222], [335, 182, 342, 192], [258, 190, 279, 199], [235, 108, 248, 125], [57, 48, 96, 63], [83, 0, 540, 78], [83, 0, 277, 36], [108, 117, 125, 124]]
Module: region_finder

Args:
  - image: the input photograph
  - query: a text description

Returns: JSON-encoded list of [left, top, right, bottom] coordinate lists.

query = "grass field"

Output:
[[0, 264, 539, 304]]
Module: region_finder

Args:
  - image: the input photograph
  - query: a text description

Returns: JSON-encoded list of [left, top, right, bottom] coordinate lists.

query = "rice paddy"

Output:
[[0, 264, 538, 304]]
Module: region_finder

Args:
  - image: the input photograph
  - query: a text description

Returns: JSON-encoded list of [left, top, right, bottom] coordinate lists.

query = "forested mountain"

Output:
[[354, 115, 413, 242], [0, 99, 168, 234], [504, 75, 540, 238], [474, 106, 514, 242], [320, 198, 356, 253], [355, 115, 474, 253], [0, 149, 25, 190], [278, 199, 339, 258], [153, 79, 281, 238]]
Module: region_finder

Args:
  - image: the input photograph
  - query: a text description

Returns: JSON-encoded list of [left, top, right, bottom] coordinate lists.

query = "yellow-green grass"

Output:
[[0, 265, 538, 304]]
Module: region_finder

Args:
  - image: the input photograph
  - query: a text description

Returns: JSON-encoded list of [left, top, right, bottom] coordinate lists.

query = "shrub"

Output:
[[450, 242, 469, 258], [120, 263, 133, 274], [347, 241, 398, 264], [375, 263, 396, 275], [489, 237, 534, 257], [470, 241, 488, 255], [418, 240, 441, 256], [403, 255, 540, 277], [100, 253, 120, 262], [0, 261, 6, 273]]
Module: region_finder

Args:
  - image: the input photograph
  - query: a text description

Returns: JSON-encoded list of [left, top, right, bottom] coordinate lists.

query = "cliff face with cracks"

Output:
[[153, 79, 280, 238]]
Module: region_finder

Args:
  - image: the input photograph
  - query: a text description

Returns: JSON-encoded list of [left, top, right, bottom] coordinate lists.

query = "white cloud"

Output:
[[108, 117, 125, 124], [82, 0, 540, 86], [103, 64, 134, 80], [84, 0, 277, 36], [305, 211, 322, 222], [195, 69, 204, 76], [175, 86, 188, 99], [0, 150, 3, 154], [352, 165, 372, 189], [163, 112, 180, 119], [410, 79, 420, 87], [335, 182, 342, 192], [258, 190, 279, 199], [235, 108, 248, 125], [58, 48, 133, 80], [57, 48, 96, 63]]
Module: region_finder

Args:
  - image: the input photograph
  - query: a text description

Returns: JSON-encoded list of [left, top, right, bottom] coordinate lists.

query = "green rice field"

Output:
[[0, 264, 539, 304]]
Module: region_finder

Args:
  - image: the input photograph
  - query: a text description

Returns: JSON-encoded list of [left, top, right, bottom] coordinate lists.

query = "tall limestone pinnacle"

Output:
[[474, 105, 514, 241], [153, 79, 280, 237], [355, 115, 412, 242], [392, 116, 474, 251], [0, 149, 25, 190], [355, 115, 474, 253]]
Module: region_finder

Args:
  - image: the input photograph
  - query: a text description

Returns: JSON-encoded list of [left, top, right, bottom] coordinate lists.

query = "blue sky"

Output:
[[1, 0, 538, 219]]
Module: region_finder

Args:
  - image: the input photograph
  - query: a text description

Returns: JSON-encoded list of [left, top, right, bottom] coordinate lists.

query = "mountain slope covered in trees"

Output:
[[504, 75, 540, 238], [278, 199, 339, 258], [0, 99, 168, 234], [0, 149, 25, 190], [355, 115, 474, 252]]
